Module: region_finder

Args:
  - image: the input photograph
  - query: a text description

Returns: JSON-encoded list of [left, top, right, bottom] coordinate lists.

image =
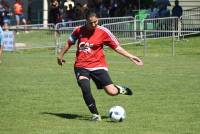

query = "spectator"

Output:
[[0, 4, 5, 26], [1, 0, 9, 9], [99, 3, 109, 18], [3, 22, 9, 31], [49, 0, 62, 24], [0, 3, 11, 25], [63, 0, 74, 11], [148, 2, 159, 18], [65, 4, 74, 21], [63, 0, 75, 21], [87, 0, 101, 15], [125, 3, 133, 16], [158, 3, 170, 18], [172, 0, 183, 31], [109, 0, 118, 17], [74, 3, 86, 20], [27, 0, 33, 24], [172, 0, 183, 18], [1, 0, 11, 23], [157, 2, 170, 31], [115, 1, 126, 17], [13, 0, 28, 33]]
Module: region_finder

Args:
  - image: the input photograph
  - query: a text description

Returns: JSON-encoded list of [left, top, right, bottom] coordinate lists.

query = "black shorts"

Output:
[[74, 67, 113, 89]]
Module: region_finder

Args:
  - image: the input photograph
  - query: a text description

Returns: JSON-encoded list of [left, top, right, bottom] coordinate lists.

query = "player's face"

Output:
[[86, 16, 98, 30]]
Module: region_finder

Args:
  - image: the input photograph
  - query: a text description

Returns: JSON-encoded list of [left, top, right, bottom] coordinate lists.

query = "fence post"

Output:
[[134, 20, 137, 40], [178, 18, 181, 40], [172, 31, 175, 56], [143, 30, 147, 56], [54, 24, 58, 55]]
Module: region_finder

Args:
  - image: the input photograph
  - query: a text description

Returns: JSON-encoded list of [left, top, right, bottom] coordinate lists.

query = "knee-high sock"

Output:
[[78, 79, 99, 115]]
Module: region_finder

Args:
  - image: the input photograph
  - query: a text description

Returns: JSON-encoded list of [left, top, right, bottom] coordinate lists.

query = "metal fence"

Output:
[[180, 13, 200, 37], [102, 17, 180, 40], [9, 23, 55, 50], [143, 17, 179, 38], [183, 7, 200, 16], [102, 16, 200, 56], [102, 20, 141, 43], [55, 16, 134, 29], [6, 14, 200, 56]]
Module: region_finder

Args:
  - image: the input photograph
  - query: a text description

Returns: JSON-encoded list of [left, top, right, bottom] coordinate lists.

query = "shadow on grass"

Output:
[[41, 112, 108, 121]]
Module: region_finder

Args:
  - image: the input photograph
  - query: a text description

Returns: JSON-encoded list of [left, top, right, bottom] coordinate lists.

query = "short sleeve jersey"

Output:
[[68, 25, 119, 70], [14, 2, 24, 15]]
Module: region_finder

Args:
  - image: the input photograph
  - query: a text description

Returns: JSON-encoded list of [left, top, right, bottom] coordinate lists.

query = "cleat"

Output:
[[115, 85, 133, 95], [91, 114, 102, 121]]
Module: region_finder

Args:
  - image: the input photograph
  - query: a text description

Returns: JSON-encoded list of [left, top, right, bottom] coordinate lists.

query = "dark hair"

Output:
[[85, 10, 99, 19]]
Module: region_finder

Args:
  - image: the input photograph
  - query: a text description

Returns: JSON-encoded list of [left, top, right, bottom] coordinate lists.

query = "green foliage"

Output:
[[0, 37, 200, 134]]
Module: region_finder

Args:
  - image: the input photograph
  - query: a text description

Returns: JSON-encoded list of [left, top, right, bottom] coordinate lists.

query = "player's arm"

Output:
[[57, 42, 71, 66], [57, 27, 79, 66], [102, 26, 143, 66], [114, 46, 143, 66]]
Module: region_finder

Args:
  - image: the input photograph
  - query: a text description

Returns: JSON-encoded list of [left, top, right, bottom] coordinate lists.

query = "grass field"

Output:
[[0, 36, 200, 134]]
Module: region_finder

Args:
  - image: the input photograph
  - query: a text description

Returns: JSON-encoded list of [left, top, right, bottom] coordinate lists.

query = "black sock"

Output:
[[78, 79, 99, 115]]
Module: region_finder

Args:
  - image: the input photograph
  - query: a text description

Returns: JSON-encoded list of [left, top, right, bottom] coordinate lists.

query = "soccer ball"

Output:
[[108, 106, 126, 122]]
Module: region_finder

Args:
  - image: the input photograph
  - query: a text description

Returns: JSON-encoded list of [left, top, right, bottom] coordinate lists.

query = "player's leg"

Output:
[[15, 15, 20, 34], [78, 76, 99, 115], [74, 68, 101, 121], [104, 84, 133, 96], [91, 69, 133, 96], [21, 15, 28, 33], [15, 15, 20, 26], [22, 18, 27, 25]]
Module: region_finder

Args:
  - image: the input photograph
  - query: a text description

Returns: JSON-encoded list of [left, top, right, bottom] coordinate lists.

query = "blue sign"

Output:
[[3, 31, 15, 51]]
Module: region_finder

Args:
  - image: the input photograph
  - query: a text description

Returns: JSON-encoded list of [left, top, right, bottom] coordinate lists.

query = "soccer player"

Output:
[[57, 10, 143, 121]]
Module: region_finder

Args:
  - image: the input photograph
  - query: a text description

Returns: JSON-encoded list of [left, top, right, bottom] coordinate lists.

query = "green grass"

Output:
[[15, 30, 55, 48], [0, 37, 200, 134]]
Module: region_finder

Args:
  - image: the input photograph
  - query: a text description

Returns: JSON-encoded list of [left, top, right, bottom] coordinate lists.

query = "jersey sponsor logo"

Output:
[[78, 42, 93, 53]]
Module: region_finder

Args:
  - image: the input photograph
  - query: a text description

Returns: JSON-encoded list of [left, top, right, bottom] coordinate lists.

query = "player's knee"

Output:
[[77, 78, 90, 95], [78, 76, 88, 80], [77, 76, 89, 87]]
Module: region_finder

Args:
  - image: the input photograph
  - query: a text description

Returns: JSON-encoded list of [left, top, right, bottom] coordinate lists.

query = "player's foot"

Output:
[[115, 85, 133, 95], [91, 114, 101, 121]]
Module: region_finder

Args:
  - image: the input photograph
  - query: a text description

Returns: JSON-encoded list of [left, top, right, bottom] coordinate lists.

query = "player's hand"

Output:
[[129, 56, 143, 66], [57, 58, 66, 66]]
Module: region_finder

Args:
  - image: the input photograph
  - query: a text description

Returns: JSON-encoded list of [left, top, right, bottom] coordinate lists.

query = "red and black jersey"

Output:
[[68, 25, 119, 70]]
